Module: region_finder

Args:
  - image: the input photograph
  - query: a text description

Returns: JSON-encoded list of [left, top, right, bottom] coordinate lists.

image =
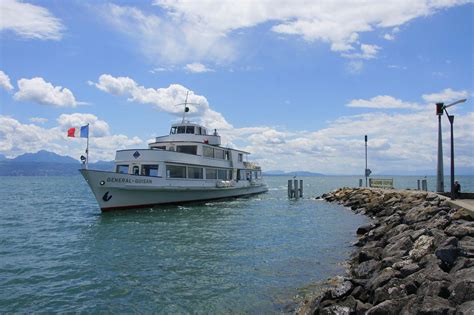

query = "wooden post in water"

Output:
[[294, 179, 299, 199], [422, 179, 428, 191], [299, 180, 303, 197], [417, 180, 421, 190], [359, 179, 363, 187], [288, 180, 293, 198]]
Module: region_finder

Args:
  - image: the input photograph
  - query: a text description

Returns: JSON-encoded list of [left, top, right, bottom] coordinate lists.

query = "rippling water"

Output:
[[1, 175, 472, 312]]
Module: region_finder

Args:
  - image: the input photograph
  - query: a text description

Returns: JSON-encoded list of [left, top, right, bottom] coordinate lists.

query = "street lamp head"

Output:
[[436, 103, 444, 115], [445, 98, 467, 109]]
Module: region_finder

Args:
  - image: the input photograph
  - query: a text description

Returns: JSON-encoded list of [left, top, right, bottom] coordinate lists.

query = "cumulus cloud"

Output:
[[92, 74, 232, 129], [14, 77, 79, 107], [0, 70, 14, 91], [57, 113, 110, 137], [0, 0, 64, 40], [184, 62, 214, 73], [422, 88, 469, 104], [347, 95, 421, 110], [0, 114, 143, 162], [91, 0, 466, 64]]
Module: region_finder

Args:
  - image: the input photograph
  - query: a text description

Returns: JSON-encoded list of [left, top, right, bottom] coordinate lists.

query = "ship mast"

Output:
[[175, 91, 199, 123]]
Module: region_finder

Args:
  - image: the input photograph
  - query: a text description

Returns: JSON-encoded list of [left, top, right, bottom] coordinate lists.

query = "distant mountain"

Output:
[[11, 150, 79, 164], [264, 170, 324, 176], [0, 150, 114, 176]]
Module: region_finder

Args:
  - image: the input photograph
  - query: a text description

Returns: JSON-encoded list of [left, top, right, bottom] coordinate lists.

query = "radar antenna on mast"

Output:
[[174, 91, 199, 123]]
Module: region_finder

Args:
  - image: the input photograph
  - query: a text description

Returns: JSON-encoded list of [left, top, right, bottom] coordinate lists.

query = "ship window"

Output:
[[238, 153, 243, 162], [203, 146, 214, 158], [153, 146, 166, 150], [166, 165, 186, 178], [177, 126, 185, 134], [188, 167, 203, 179], [205, 168, 217, 179], [202, 128, 207, 135], [217, 169, 228, 180], [142, 164, 159, 176], [170, 127, 177, 134], [185, 126, 195, 134], [214, 149, 225, 159], [116, 164, 129, 174], [176, 145, 197, 155], [198, 127, 202, 135]]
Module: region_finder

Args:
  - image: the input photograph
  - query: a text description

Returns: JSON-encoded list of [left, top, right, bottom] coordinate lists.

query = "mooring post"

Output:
[[417, 179, 421, 190], [359, 179, 363, 187], [288, 180, 293, 198], [299, 179, 303, 197], [294, 179, 299, 199], [422, 179, 428, 191]]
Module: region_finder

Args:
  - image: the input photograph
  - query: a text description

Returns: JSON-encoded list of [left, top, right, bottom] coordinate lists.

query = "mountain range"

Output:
[[0, 150, 472, 176], [0, 150, 114, 176]]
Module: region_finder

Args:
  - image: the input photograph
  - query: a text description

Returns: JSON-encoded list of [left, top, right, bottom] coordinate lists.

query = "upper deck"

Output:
[[149, 122, 221, 147]]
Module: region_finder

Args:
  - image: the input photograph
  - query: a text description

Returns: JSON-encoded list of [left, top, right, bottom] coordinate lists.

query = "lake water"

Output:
[[0, 175, 472, 313]]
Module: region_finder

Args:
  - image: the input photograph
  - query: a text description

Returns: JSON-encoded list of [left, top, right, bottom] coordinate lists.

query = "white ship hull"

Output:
[[80, 169, 268, 211]]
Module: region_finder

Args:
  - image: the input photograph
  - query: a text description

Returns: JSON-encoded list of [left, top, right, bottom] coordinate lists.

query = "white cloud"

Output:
[[383, 33, 395, 40], [422, 88, 469, 104], [92, 74, 232, 129], [29, 117, 48, 124], [99, 0, 468, 64], [342, 43, 381, 59], [14, 77, 79, 107], [347, 95, 421, 110], [347, 61, 364, 74], [184, 62, 214, 73], [0, 0, 64, 40], [0, 70, 14, 91], [57, 113, 110, 137], [0, 114, 143, 162]]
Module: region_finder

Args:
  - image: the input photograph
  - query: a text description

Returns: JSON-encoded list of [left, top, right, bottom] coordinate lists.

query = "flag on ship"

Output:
[[67, 125, 89, 138]]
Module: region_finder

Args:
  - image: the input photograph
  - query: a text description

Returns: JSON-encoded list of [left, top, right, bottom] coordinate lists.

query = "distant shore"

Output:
[[298, 187, 473, 314]]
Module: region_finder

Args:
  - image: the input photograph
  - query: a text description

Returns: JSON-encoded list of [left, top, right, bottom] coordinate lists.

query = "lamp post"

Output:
[[442, 99, 467, 199], [436, 103, 444, 192]]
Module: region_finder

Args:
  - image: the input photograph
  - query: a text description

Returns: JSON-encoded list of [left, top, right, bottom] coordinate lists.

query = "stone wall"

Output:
[[298, 188, 473, 315]]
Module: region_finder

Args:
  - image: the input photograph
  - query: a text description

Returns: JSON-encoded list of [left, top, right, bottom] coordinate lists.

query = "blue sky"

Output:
[[0, 0, 473, 174]]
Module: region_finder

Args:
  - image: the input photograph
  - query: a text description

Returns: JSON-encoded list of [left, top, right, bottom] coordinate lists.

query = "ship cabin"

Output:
[[113, 122, 263, 183]]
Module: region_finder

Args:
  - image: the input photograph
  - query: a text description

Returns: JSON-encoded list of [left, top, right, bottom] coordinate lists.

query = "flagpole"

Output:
[[86, 123, 89, 170]]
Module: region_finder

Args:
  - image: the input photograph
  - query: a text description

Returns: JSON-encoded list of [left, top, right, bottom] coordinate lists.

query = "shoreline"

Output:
[[297, 187, 473, 314]]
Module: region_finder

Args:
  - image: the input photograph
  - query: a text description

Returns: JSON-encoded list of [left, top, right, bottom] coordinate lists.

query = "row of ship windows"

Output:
[[153, 145, 244, 162], [116, 164, 260, 180]]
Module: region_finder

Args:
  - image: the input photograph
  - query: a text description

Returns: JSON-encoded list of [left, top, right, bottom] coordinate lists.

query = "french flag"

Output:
[[67, 125, 89, 138]]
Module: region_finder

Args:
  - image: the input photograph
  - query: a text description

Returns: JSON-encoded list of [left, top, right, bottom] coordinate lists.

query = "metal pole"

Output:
[[448, 115, 455, 199], [86, 124, 89, 170], [365, 135, 368, 187], [436, 113, 444, 192]]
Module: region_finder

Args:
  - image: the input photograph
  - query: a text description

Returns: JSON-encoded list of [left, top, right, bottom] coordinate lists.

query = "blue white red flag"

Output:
[[67, 125, 89, 138]]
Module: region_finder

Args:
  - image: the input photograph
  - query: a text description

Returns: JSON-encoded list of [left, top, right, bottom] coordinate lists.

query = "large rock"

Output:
[[449, 267, 474, 304], [353, 260, 381, 279], [445, 221, 474, 238], [409, 235, 434, 261], [367, 267, 400, 291], [417, 280, 450, 298], [404, 206, 439, 224], [357, 223, 377, 235], [456, 301, 474, 315], [435, 245, 461, 271], [366, 299, 404, 315], [418, 296, 455, 314], [383, 236, 413, 258]]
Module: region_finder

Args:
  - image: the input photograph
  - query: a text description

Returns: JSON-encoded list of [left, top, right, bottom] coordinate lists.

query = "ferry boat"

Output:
[[80, 104, 268, 211]]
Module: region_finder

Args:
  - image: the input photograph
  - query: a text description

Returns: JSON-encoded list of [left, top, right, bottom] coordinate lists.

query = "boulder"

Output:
[[367, 267, 400, 291], [353, 260, 381, 279], [356, 223, 377, 235], [366, 299, 404, 315], [418, 296, 455, 314], [417, 280, 450, 298], [399, 263, 420, 278], [459, 236, 474, 258], [445, 221, 474, 238], [355, 299, 372, 315], [383, 236, 413, 258], [357, 247, 382, 263], [456, 301, 474, 315], [449, 267, 474, 304], [435, 245, 461, 271], [404, 206, 438, 224], [409, 235, 434, 261]]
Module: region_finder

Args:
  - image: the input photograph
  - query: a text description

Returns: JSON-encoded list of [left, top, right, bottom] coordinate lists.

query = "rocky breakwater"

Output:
[[301, 188, 474, 315]]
